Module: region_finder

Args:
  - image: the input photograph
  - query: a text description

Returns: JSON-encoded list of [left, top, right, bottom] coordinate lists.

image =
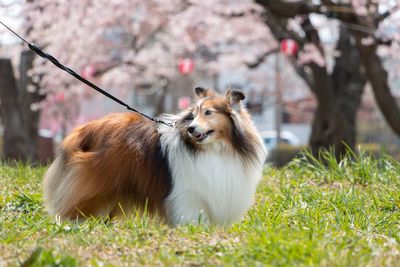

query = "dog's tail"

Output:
[[42, 154, 68, 216], [43, 152, 117, 219]]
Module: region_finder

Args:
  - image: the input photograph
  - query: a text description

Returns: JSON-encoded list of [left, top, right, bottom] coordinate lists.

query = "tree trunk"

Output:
[[19, 50, 43, 162], [255, 4, 362, 158], [309, 28, 366, 158], [353, 33, 400, 135], [0, 51, 43, 163], [256, 0, 399, 160], [0, 59, 27, 161]]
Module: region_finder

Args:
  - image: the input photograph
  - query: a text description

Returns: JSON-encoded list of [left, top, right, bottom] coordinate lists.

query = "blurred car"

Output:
[[261, 130, 301, 151]]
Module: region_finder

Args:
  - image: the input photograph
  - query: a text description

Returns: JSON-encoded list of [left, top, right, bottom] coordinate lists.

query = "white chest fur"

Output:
[[159, 129, 263, 225]]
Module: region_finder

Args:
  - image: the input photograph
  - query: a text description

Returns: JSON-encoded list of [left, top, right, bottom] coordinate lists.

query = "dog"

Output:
[[43, 87, 266, 225]]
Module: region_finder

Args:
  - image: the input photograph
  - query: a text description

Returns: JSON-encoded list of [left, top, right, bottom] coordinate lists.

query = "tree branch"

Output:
[[246, 47, 279, 69], [133, 23, 166, 52], [356, 37, 400, 135], [255, 0, 359, 24], [352, 9, 400, 136], [300, 17, 325, 55], [257, 5, 332, 100], [255, 0, 321, 18], [378, 3, 400, 22]]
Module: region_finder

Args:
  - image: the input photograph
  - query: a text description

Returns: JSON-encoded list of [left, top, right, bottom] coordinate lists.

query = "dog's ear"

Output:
[[226, 89, 245, 111], [194, 87, 215, 98]]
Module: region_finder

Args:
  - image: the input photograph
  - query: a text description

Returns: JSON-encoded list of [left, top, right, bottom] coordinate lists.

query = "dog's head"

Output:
[[178, 87, 245, 146]]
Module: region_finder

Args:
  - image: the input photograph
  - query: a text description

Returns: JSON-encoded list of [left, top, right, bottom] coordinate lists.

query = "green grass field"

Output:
[[0, 152, 399, 266]]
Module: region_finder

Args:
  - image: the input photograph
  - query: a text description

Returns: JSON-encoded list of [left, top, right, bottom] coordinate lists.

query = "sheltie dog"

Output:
[[43, 87, 266, 225]]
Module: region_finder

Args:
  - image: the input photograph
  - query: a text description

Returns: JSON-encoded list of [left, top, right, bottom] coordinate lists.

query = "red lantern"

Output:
[[178, 96, 191, 109], [178, 58, 194, 75], [280, 39, 299, 56]]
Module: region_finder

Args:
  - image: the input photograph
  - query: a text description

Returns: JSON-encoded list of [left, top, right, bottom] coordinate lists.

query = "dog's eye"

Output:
[[205, 110, 212, 116]]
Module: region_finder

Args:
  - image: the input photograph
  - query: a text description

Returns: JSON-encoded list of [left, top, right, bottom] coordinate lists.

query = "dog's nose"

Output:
[[187, 126, 195, 134]]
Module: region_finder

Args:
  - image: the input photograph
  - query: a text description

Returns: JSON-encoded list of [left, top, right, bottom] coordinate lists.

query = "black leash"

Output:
[[0, 21, 174, 128]]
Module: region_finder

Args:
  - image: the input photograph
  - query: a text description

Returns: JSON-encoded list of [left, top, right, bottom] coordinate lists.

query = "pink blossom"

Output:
[[297, 43, 326, 67]]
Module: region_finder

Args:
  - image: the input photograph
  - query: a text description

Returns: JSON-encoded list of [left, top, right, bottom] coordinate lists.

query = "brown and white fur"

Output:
[[43, 87, 266, 225]]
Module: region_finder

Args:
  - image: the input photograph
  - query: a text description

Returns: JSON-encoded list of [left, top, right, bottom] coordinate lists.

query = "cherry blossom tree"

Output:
[[22, 0, 273, 134], [0, 0, 275, 161], [255, 0, 400, 158], [6, 0, 399, 162]]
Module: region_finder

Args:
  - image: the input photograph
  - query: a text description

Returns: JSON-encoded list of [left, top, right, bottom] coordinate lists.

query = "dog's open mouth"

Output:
[[194, 130, 214, 143]]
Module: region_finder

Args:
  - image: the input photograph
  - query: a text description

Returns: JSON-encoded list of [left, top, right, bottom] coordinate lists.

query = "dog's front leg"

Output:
[[165, 194, 210, 226]]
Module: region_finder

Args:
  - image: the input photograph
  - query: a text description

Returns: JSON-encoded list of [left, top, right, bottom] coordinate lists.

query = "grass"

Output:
[[0, 151, 399, 266]]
